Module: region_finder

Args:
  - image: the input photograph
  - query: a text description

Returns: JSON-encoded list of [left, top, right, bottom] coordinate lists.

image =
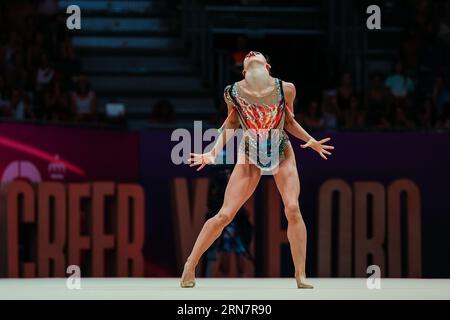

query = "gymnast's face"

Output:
[[243, 51, 271, 75]]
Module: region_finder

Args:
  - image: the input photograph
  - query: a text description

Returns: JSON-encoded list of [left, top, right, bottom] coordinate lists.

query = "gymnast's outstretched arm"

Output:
[[189, 96, 240, 171]]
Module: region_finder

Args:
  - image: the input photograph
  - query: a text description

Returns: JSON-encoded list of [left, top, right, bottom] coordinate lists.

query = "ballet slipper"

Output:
[[180, 261, 196, 288]]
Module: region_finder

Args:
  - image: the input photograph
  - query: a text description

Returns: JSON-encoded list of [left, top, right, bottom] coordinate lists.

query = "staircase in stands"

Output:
[[58, 0, 215, 129]]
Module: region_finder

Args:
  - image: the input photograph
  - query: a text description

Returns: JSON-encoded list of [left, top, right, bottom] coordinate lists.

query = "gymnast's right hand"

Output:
[[189, 152, 216, 171]]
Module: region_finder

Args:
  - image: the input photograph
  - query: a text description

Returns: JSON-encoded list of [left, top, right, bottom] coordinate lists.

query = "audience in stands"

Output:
[[0, 0, 86, 124], [1, 0, 449, 131]]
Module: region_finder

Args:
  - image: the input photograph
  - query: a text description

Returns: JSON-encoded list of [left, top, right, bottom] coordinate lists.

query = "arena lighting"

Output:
[[0, 181, 145, 277]]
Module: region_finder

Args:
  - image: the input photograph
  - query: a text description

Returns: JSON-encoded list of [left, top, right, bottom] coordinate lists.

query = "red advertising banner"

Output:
[[0, 122, 139, 183]]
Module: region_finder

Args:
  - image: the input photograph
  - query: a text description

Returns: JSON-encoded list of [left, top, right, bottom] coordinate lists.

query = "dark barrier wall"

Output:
[[1, 123, 449, 278]]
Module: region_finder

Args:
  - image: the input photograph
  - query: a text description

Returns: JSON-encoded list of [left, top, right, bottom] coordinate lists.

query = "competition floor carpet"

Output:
[[0, 278, 449, 300]]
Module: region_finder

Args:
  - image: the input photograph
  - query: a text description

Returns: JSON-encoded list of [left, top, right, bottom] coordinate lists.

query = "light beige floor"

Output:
[[0, 278, 449, 300]]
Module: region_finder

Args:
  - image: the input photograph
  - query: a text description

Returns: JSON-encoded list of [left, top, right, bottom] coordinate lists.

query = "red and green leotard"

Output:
[[221, 78, 294, 170]]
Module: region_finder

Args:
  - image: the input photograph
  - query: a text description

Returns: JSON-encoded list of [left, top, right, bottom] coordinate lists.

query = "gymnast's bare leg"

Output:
[[273, 143, 313, 288], [180, 154, 261, 287]]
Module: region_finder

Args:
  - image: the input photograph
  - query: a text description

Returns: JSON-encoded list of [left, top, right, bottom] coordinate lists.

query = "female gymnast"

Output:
[[181, 51, 334, 289]]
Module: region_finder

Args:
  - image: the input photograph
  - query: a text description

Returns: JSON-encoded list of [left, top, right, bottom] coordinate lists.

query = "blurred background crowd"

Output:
[[0, 0, 449, 131], [0, 0, 89, 123]]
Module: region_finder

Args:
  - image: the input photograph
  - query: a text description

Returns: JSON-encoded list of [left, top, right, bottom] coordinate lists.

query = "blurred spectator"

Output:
[[34, 53, 55, 118], [9, 89, 34, 120], [150, 99, 176, 124], [343, 95, 366, 129], [299, 100, 323, 130], [367, 74, 389, 107], [391, 104, 415, 129], [58, 34, 81, 86], [337, 72, 354, 110], [366, 74, 389, 128], [71, 76, 97, 121], [35, 53, 55, 92], [432, 76, 450, 115], [321, 93, 339, 129], [45, 78, 69, 121], [217, 210, 251, 277], [385, 61, 415, 98], [417, 97, 438, 128]]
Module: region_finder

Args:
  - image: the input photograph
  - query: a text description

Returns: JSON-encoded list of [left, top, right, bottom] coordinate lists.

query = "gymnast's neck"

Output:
[[243, 62, 274, 92]]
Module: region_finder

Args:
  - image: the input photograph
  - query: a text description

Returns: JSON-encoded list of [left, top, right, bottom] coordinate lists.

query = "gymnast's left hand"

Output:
[[301, 137, 334, 160], [188, 152, 216, 171]]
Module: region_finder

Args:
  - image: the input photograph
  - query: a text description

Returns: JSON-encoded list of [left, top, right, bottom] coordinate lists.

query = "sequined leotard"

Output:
[[221, 78, 294, 171]]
